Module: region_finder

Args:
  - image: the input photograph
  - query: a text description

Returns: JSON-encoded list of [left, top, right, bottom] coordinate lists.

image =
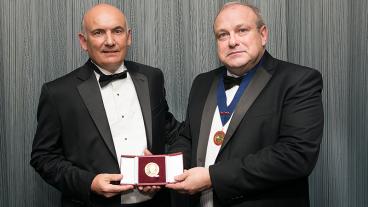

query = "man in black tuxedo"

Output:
[[167, 2, 323, 207], [30, 3, 180, 207]]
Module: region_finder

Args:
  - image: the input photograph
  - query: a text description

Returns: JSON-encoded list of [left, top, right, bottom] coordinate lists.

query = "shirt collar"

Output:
[[226, 70, 242, 78], [91, 61, 127, 75]]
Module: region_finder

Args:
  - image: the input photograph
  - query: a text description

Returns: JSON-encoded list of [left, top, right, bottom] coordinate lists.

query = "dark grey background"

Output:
[[1, 0, 367, 206]]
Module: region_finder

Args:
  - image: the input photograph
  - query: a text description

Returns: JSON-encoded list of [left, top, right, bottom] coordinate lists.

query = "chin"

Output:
[[226, 56, 250, 66], [104, 58, 124, 64], [226, 62, 249, 69]]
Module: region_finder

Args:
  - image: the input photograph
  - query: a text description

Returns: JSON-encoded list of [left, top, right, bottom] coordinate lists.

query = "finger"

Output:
[[137, 185, 149, 192], [144, 148, 153, 156], [174, 172, 188, 182], [109, 184, 134, 193], [151, 186, 161, 193], [104, 192, 120, 198], [108, 174, 123, 181], [144, 186, 160, 194], [119, 184, 134, 191], [98, 185, 121, 195], [152, 186, 161, 190], [142, 186, 152, 193], [165, 183, 175, 189], [165, 183, 184, 190], [140, 186, 148, 192]]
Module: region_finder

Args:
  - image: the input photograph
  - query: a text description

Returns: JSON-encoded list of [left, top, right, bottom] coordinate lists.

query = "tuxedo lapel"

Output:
[[127, 63, 153, 149], [77, 64, 118, 162], [196, 75, 219, 167], [220, 66, 272, 152]]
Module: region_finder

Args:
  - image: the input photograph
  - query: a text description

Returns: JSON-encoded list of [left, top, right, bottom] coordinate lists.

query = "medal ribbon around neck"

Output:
[[216, 67, 257, 126], [214, 57, 263, 146]]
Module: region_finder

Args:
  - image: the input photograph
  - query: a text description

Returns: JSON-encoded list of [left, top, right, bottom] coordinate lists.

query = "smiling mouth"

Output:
[[102, 51, 118, 53]]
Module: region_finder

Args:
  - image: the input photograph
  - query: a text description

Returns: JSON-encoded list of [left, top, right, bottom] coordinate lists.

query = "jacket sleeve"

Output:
[[30, 84, 96, 203], [209, 69, 324, 204], [157, 70, 184, 148], [167, 109, 193, 169], [166, 74, 202, 169]]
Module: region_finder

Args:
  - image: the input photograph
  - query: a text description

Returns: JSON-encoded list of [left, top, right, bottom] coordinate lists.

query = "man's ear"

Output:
[[259, 25, 268, 47], [127, 29, 132, 47], [78, 33, 88, 51]]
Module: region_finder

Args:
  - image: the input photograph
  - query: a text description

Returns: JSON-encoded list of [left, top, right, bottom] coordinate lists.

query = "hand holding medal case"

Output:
[[120, 153, 183, 185]]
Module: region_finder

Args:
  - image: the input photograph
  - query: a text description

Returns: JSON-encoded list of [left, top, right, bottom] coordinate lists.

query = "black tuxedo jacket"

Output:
[[169, 51, 323, 207], [31, 60, 180, 207]]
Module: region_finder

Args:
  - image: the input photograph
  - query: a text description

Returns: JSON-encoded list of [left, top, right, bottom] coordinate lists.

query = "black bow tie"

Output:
[[93, 68, 127, 87], [223, 75, 243, 90]]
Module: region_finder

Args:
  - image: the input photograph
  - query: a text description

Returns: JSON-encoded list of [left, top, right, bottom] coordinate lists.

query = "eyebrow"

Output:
[[235, 23, 251, 29], [215, 23, 249, 32], [89, 25, 126, 32], [112, 26, 125, 30]]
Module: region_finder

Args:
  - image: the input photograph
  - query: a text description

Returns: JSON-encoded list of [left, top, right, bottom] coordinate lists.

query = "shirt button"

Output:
[[122, 115, 124, 118], [117, 93, 119, 96], [124, 138, 128, 141]]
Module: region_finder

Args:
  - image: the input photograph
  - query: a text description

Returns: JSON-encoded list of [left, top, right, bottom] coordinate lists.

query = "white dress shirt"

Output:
[[93, 63, 153, 204], [200, 71, 241, 207]]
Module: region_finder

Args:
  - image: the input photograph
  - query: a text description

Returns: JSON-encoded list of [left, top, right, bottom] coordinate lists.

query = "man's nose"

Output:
[[104, 32, 115, 46], [228, 33, 239, 48]]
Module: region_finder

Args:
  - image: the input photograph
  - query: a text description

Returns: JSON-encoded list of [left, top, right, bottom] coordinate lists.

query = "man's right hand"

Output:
[[91, 174, 134, 198]]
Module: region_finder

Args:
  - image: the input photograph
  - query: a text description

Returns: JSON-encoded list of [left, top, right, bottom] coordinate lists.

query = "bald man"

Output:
[[31, 3, 180, 207], [167, 2, 323, 207]]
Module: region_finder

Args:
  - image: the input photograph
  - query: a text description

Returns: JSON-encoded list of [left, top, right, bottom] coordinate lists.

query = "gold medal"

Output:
[[144, 162, 160, 177], [213, 131, 225, 146]]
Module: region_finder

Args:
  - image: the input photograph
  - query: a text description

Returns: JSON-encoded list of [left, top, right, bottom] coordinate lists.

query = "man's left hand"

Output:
[[166, 167, 212, 195]]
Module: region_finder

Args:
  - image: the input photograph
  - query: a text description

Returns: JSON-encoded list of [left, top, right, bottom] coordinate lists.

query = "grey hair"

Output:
[[215, 1, 265, 28]]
